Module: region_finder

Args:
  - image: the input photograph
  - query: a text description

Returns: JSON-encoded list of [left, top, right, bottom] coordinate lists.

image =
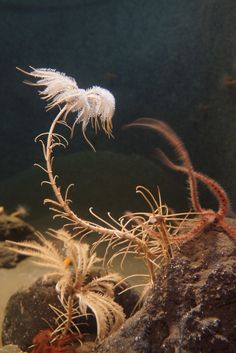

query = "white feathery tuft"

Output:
[[86, 86, 115, 137], [25, 67, 80, 109], [17, 66, 116, 150]]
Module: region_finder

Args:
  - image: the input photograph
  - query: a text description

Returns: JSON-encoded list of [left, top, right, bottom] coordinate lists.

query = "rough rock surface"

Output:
[[0, 212, 35, 242], [95, 222, 236, 353], [2, 279, 61, 350], [0, 245, 19, 268], [0, 211, 35, 268]]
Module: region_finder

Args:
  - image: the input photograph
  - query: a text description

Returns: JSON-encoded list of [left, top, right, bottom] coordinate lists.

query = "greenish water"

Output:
[[0, 150, 188, 230]]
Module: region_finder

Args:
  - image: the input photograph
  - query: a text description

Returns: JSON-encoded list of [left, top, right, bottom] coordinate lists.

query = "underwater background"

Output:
[[1, 0, 236, 349], [0, 0, 236, 227], [0, 0, 236, 230]]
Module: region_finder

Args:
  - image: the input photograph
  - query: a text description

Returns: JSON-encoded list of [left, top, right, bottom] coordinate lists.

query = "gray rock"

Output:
[[0, 212, 35, 268], [95, 220, 236, 353], [2, 274, 139, 351], [2, 278, 60, 351], [0, 244, 19, 268], [0, 213, 35, 243]]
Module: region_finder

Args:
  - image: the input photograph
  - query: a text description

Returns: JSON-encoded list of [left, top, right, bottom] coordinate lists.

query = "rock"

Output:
[[0, 212, 35, 242], [95, 221, 236, 353], [2, 275, 139, 351], [0, 211, 35, 268], [0, 244, 19, 268], [114, 281, 140, 318], [2, 278, 61, 351]]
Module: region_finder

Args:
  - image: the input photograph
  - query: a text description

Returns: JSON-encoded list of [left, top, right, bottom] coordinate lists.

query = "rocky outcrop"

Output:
[[95, 222, 236, 353], [2, 276, 139, 351], [0, 210, 35, 268], [2, 220, 236, 352]]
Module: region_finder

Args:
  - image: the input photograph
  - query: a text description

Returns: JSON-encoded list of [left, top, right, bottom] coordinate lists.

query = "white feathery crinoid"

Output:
[[17, 66, 115, 150]]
